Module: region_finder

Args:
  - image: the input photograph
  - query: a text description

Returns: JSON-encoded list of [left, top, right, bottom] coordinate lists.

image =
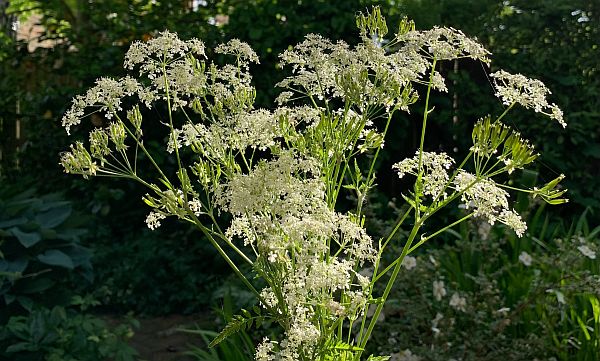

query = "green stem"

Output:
[[364, 110, 394, 192], [496, 102, 515, 123], [357, 219, 422, 353], [408, 213, 474, 253], [415, 58, 437, 220]]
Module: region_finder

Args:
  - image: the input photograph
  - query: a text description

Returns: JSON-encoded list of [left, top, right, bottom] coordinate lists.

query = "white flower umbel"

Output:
[[62, 77, 140, 134], [145, 211, 166, 230], [393, 151, 455, 199], [491, 70, 566, 128], [454, 171, 527, 237]]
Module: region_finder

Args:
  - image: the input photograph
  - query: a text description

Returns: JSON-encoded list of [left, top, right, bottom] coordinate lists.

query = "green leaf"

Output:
[[6, 342, 34, 353], [366, 356, 391, 361], [0, 258, 28, 273], [37, 249, 74, 269], [17, 296, 33, 311], [0, 217, 28, 229], [4, 293, 16, 305], [34, 205, 72, 228], [9, 227, 42, 248], [334, 342, 364, 351], [15, 277, 55, 294], [209, 312, 259, 348]]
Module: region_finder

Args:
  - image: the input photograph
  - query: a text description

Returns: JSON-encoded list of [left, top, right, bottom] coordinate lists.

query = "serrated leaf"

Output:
[[37, 249, 74, 269], [9, 227, 42, 248], [366, 356, 391, 361], [334, 342, 364, 351], [209, 313, 258, 348]]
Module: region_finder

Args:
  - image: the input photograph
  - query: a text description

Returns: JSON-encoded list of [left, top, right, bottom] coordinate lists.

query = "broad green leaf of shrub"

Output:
[[37, 250, 75, 269], [8, 227, 42, 248], [34, 205, 72, 229]]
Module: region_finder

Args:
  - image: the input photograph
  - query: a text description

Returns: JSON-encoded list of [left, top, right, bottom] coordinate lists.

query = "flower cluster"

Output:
[[124, 30, 205, 72], [60, 142, 99, 178], [278, 33, 422, 112], [491, 70, 566, 128], [393, 151, 455, 199], [216, 152, 375, 360], [62, 77, 140, 135], [398, 26, 490, 63], [168, 109, 281, 156], [454, 171, 527, 236]]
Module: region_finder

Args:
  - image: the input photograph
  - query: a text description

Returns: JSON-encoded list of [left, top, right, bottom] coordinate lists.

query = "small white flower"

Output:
[[431, 312, 443, 335], [268, 251, 278, 263], [255, 337, 275, 361], [188, 198, 203, 216], [449, 293, 467, 312], [402, 256, 417, 270], [429, 255, 438, 266], [390, 349, 421, 361], [433, 280, 446, 301], [518, 251, 533, 266], [497, 307, 510, 314], [577, 245, 596, 260], [145, 211, 166, 230]]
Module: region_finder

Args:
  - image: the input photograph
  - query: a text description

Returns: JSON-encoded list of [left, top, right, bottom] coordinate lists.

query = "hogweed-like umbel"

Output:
[[60, 8, 567, 361]]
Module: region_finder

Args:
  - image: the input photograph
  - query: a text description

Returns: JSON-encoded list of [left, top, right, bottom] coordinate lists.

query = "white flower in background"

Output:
[[402, 256, 417, 270], [390, 349, 422, 361], [577, 245, 596, 259], [518, 251, 533, 267], [497, 307, 510, 315], [449, 293, 467, 312], [429, 255, 438, 266], [477, 221, 492, 240], [431, 312, 444, 335], [433, 280, 447, 301], [145, 211, 166, 230]]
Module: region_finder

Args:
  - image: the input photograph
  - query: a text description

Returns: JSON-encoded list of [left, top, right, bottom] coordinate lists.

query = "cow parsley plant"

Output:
[[60, 8, 567, 361]]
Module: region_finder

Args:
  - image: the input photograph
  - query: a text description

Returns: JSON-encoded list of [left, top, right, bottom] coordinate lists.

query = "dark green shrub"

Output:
[[0, 185, 92, 319], [0, 305, 137, 361]]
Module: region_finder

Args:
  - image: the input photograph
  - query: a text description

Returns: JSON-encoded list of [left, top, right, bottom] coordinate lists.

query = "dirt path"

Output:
[[111, 313, 215, 361]]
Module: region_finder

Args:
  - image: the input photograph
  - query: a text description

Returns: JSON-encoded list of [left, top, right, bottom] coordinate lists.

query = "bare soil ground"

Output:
[[109, 313, 214, 361]]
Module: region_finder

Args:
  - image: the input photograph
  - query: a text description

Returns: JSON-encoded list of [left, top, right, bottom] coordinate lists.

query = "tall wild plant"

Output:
[[59, 8, 567, 360]]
